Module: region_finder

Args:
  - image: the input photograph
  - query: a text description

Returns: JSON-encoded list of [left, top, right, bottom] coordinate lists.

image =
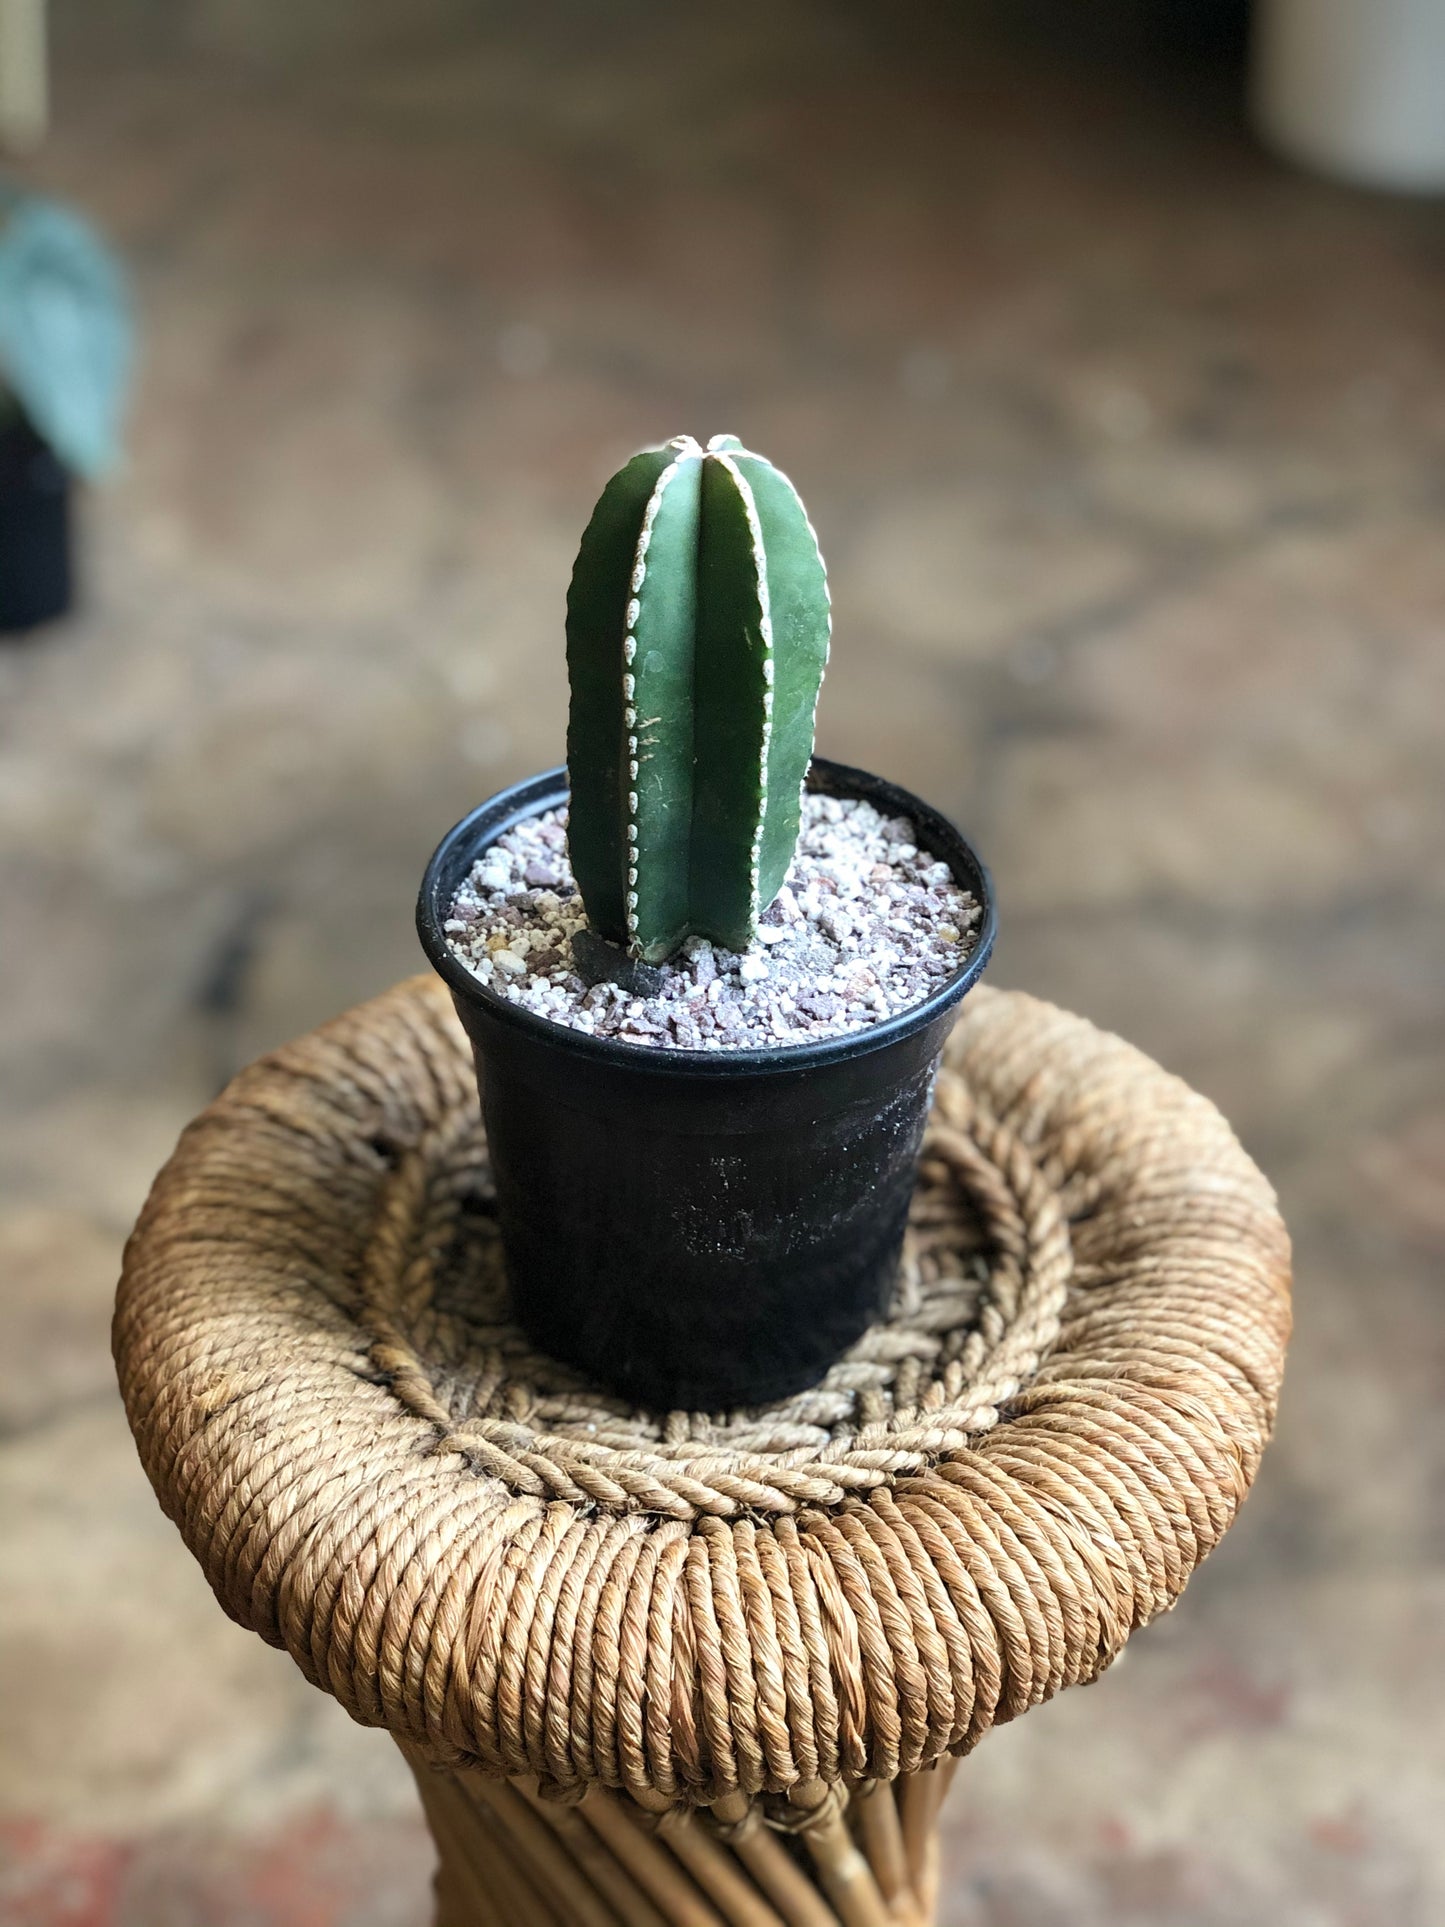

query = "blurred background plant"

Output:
[[0, 179, 131, 629], [0, 182, 131, 476]]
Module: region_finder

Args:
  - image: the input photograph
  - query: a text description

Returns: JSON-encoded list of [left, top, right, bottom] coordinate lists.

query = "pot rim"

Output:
[[417, 757, 997, 1079]]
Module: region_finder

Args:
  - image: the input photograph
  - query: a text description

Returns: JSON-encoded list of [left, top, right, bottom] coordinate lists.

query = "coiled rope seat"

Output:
[[115, 976, 1291, 1927]]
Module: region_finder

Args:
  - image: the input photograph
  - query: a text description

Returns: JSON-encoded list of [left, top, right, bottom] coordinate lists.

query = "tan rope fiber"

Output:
[[115, 976, 1290, 1806]]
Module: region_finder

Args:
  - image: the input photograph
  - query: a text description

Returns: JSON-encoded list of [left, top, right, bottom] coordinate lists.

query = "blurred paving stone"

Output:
[[0, 1212, 120, 1435], [839, 483, 1156, 664], [0, 1088, 204, 1234], [0, 1403, 419, 1836], [1, 1809, 433, 1927], [936, 1565, 1445, 1927], [989, 740, 1380, 913]]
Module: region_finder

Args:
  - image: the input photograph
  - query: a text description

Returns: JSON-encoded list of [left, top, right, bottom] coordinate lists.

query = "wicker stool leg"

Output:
[[400, 1743, 959, 1927]]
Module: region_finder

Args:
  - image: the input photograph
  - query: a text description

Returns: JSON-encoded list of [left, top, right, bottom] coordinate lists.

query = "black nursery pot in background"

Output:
[[418, 759, 996, 1411], [0, 420, 72, 634]]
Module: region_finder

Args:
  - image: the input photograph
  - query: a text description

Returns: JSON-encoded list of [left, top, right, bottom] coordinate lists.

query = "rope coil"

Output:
[[115, 976, 1290, 1804]]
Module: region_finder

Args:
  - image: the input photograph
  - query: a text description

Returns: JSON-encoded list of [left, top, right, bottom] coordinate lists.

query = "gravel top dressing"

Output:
[[444, 792, 982, 1050]]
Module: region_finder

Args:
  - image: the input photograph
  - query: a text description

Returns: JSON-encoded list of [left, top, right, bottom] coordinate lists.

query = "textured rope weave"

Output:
[[114, 977, 1290, 1804]]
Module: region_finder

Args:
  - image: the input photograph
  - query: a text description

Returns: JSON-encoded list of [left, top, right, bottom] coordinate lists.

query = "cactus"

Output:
[[566, 434, 830, 962]]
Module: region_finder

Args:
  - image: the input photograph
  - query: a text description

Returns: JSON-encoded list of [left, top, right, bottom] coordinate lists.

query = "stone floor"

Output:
[[3, 4, 1443, 1923]]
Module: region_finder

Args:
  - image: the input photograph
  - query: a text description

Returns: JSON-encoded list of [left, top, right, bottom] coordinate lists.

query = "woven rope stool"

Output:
[[115, 977, 1291, 1927]]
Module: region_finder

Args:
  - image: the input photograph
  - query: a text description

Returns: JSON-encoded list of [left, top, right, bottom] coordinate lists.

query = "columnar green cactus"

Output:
[[566, 434, 830, 963]]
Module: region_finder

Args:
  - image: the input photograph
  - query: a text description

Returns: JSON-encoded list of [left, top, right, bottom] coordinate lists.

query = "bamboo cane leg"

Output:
[[462, 1776, 623, 1927], [432, 1859, 477, 1927], [444, 1773, 565, 1927], [410, 1761, 519, 1927], [410, 1769, 491, 1927], [850, 1783, 921, 1925], [901, 1765, 955, 1927], [796, 1805, 897, 1927], [514, 1779, 673, 1927], [580, 1789, 732, 1927], [654, 1810, 790, 1927], [407, 1749, 956, 1927], [727, 1825, 843, 1927], [895, 1767, 944, 1917], [917, 1757, 960, 1922]]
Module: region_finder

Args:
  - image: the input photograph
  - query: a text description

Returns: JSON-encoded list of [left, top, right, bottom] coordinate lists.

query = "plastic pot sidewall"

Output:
[[418, 760, 996, 1410], [0, 423, 72, 634], [457, 981, 957, 1409]]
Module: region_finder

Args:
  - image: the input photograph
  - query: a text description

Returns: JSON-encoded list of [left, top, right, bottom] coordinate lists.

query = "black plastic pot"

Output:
[[0, 420, 72, 634], [418, 759, 996, 1410]]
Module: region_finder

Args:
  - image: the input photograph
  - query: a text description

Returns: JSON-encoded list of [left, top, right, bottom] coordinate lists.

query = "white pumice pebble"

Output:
[[445, 795, 980, 1050]]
